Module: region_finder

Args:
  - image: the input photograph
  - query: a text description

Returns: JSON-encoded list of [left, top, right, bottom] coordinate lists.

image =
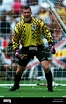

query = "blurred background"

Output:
[[0, 0, 66, 85]]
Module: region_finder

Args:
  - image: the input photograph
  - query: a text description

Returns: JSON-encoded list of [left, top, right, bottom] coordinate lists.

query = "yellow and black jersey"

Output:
[[12, 16, 54, 50]]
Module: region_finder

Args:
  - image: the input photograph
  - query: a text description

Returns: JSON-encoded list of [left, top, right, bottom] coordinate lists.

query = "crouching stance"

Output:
[[9, 5, 55, 92]]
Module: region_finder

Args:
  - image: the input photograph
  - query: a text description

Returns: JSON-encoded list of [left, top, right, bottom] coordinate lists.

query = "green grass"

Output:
[[0, 80, 66, 98], [0, 86, 66, 98]]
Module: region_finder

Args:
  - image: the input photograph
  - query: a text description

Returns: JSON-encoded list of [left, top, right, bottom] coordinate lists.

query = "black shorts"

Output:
[[18, 45, 52, 67]]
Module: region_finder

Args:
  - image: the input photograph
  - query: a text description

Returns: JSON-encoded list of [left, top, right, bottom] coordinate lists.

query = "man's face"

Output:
[[22, 8, 32, 22]]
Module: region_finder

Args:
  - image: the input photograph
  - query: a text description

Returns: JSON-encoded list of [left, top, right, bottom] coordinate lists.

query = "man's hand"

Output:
[[15, 49, 21, 59], [49, 44, 56, 54]]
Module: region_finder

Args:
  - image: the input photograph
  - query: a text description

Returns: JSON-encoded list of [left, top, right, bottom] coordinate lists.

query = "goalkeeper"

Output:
[[9, 5, 55, 92]]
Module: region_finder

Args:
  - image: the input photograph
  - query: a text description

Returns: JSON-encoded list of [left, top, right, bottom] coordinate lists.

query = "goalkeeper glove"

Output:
[[49, 44, 56, 54], [15, 49, 21, 59]]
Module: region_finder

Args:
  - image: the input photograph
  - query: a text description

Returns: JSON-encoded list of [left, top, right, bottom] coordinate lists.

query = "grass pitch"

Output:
[[0, 80, 66, 98], [0, 80, 66, 103]]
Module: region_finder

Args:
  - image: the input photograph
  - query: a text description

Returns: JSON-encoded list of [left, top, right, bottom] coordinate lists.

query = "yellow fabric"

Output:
[[39, 11, 49, 20], [12, 16, 54, 50], [57, 7, 66, 23]]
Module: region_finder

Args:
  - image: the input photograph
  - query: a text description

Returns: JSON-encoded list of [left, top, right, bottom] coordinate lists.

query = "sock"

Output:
[[14, 73, 22, 87], [45, 71, 53, 89]]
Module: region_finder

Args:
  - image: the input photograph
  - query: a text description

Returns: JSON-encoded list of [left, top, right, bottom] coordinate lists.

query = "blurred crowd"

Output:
[[0, 0, 66, 80]]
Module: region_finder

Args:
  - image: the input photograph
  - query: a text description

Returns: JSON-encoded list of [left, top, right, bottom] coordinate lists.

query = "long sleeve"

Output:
[[12, 21, 22, 50], [41, 21, 54, 45]]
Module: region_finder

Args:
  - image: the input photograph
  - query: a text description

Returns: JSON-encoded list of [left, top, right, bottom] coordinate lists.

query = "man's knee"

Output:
[[41, 60, 50, 72], [16, 65, 25, 74]]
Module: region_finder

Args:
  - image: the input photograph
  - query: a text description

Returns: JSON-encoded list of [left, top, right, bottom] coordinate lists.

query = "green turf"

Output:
[[3, 86, 66, 97], [0, 83, 66, 98]]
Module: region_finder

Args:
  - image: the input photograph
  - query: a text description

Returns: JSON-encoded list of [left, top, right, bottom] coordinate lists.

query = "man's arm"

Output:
[[41, 22, 56, 54], [12, 21, 22, 51], [12, 21, 22, 59], [41, 22, 54, 44]]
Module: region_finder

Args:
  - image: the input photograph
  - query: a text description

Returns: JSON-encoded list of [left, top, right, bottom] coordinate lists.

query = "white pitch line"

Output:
[[0, 96, 4, 97]]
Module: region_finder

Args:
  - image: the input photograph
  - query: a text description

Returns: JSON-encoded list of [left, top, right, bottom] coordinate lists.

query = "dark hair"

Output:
[[22, 5, 31, 11]]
